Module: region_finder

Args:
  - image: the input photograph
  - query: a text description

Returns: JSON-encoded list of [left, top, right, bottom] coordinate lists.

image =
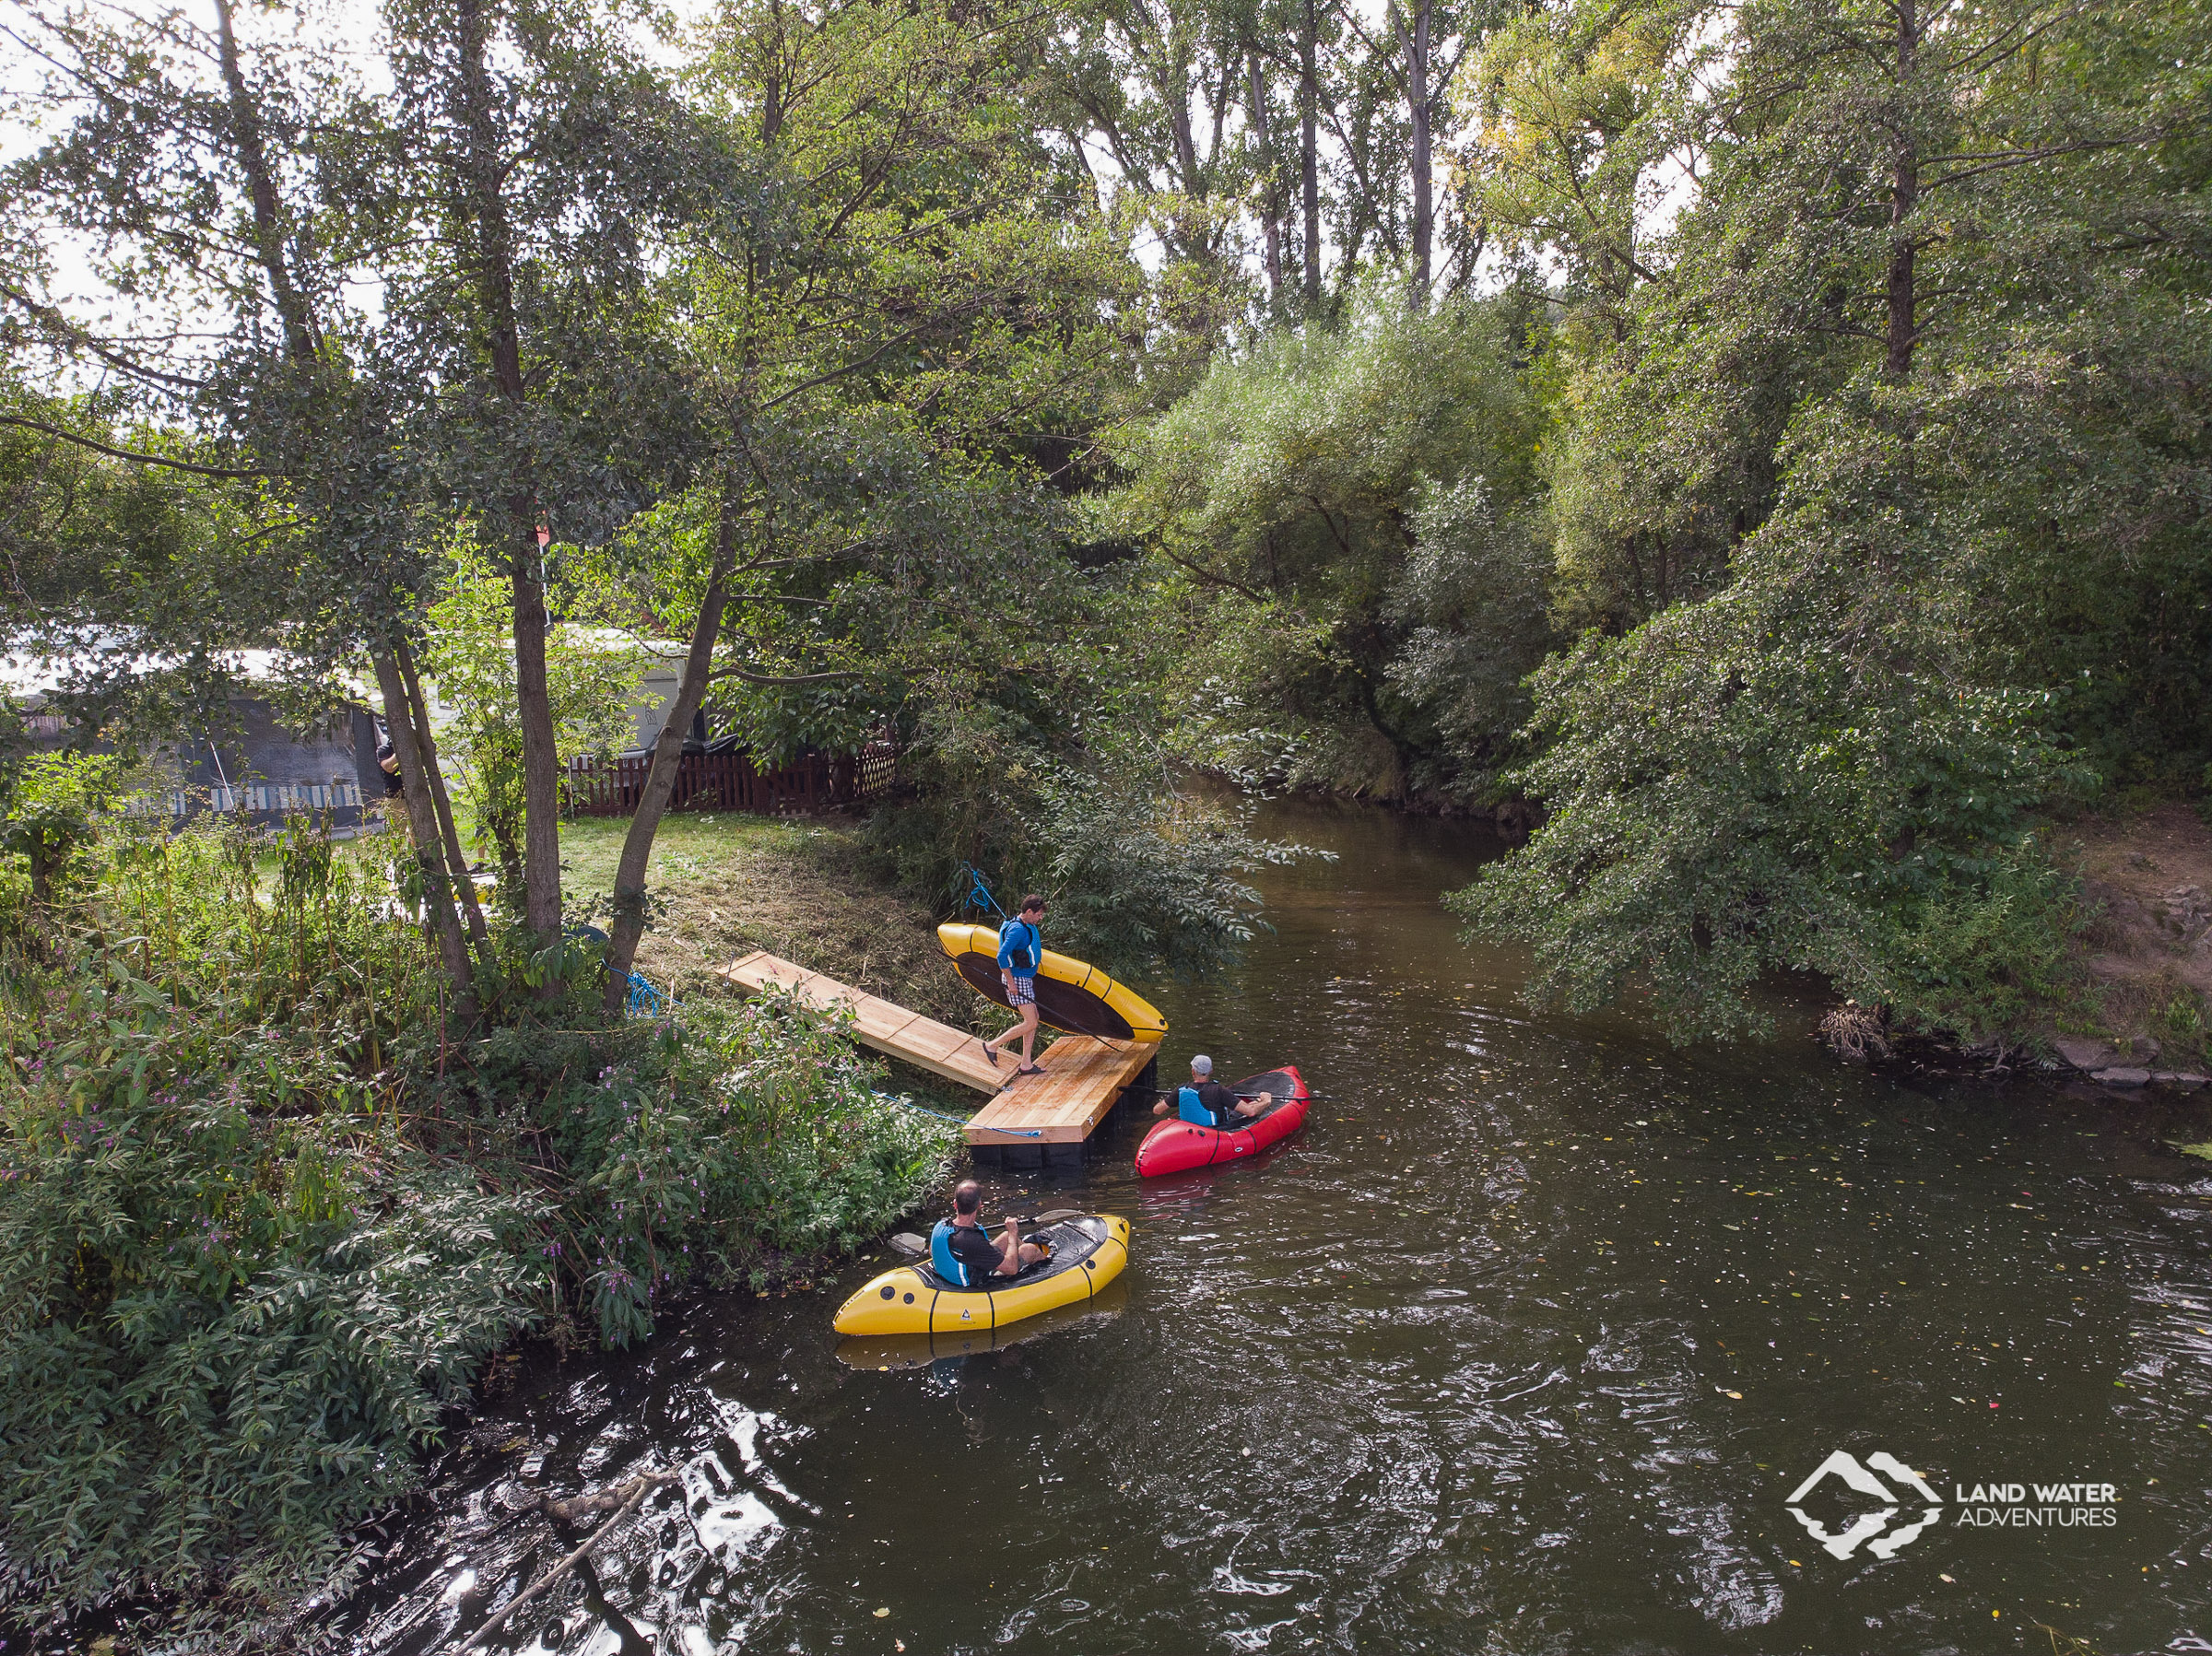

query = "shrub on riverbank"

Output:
[[0, 809, 956, 1637]]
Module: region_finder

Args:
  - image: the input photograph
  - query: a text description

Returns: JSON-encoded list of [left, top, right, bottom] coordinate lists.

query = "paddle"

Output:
[[1153, 1090, 1292, 1104], [887, 1209, 1087, 1257]]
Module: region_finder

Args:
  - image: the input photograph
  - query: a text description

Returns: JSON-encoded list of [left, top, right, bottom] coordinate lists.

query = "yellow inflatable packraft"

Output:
[[832, 1213, 1130, 1336], [936, 922, 1168, 1042], [836, 1278, 1128, 1370]]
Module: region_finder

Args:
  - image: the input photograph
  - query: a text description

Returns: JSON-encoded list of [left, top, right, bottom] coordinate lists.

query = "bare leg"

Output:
[[987, 1003, 1041, 1064], [984, 1004, 1033, 1056], [995, 1223, 1047, 1274]]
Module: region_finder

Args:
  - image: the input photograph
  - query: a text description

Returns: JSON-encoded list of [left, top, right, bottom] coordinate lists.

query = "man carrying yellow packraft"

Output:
[[981, 894, 1047, 1075]]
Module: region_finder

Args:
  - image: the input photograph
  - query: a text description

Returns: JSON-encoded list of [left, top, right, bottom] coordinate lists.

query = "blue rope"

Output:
[[880, 1093, 1041, 1139], [956, 862, 1007, 922], [626, 972, 663, 1018]]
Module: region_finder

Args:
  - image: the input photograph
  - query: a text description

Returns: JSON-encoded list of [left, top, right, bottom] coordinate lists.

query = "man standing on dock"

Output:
[[982, 894, 1048, 1075]]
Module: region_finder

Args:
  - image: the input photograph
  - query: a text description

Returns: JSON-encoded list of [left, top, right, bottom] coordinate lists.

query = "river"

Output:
[[347, 797, 2212, 1656]]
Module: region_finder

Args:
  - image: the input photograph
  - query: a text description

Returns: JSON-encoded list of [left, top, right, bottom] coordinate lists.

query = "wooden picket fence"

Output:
[[563, 741, 896, 818]]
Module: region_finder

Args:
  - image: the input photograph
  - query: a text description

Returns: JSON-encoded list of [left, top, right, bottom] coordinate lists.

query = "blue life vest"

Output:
[[998, 917, 1040, 972], [1177, 1085, 1220, 1128], [931, 1218, 978, 1287]]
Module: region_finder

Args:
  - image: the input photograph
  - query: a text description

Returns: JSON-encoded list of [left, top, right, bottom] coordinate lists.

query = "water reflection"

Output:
[[345, 797, 2212, 1656]]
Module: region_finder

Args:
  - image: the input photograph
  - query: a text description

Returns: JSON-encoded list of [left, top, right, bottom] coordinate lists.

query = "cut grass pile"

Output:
[[559, 813, 992, 1037]]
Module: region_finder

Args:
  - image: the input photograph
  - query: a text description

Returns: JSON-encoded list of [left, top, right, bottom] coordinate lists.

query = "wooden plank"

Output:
[[719, 952, 1007, 1094], [964, 1036, 1159, 1145], [718, 951, 1160, 1145]]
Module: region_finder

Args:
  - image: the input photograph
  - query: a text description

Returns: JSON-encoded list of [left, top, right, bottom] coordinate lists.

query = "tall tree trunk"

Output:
[[451, 0, 563, 943], [1167, 69, 1202, 194], [1885, 0, 1921, 379], [508, 534, 564, 941], [601, 497, 737, 1012], [1249, 53, 1284, 307], [371, 646, 479, 1024], [395, 636, 490, 954], [212, 0, 316, 365], [1395, 0, 1434, 313], [1300, 0, 1323, 311]]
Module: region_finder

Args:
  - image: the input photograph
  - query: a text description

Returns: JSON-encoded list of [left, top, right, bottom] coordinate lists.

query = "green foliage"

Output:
[[0, 824, 550, 1627], [1446, 0, 2212, 1038], [0, 390, 291, 746], [1877, 848, 2087, 1049], [1448, 559, 2086, 1039], [849, 506, 1305, 981], [426, 534, 646, 911], [0, 752, 131, 910], [538, 988, 957, 1346], [1027, 765, 1300, 979], [0, 813, 955, 1634], [1106, 293, 1551, 800]]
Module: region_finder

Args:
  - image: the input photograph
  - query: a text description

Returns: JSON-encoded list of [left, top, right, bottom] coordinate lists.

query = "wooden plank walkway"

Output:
[[962, 1035, 1160, 1145], [717, 950, 1160, 1153], [720, 951, 1006, 1092]]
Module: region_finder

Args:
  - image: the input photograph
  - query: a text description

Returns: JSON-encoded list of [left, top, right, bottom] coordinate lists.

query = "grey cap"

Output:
[[1191, 1054, 1213, 1077]]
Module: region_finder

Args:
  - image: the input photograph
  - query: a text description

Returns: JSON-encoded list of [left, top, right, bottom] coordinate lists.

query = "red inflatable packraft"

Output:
[[1134, 1065, 1311, 1178]]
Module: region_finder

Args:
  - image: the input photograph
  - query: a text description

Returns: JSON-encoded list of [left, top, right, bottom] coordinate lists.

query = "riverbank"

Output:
[[1827, 804, 2212, 1081], [558, 813, 990, 1035], [2051, 803, 2212, 1079], [0, 809, 967, 1647]]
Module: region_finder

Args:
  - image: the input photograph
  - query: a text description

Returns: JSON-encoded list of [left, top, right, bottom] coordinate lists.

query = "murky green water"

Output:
[[348, 799, 2212, 1656]]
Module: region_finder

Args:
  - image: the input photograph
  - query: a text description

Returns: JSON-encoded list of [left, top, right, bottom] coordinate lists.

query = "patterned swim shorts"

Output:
[[1007, 975, 1037, 1007]]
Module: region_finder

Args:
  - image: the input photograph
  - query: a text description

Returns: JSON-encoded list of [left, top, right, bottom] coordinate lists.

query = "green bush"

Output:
[[540, 986, 958, 1345], [0, 961, 551, 1627], [0, 752, 133, 913], [0, 815, 957, 1636], [1877, 844, 2087, 1049]]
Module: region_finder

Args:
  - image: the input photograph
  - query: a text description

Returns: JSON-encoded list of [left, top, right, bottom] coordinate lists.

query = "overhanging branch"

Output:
[[0, 416, 267, 479]]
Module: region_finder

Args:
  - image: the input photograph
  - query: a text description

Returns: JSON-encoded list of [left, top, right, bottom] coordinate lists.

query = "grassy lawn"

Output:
[[558, 811, 991, 1037]]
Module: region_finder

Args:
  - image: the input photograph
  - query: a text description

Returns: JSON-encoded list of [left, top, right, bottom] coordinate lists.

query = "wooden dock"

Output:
[[718, 951, 1159, 1165]]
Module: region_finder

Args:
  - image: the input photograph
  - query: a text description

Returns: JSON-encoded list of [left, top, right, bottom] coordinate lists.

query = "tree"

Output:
[[573, 0, 1151, 1010], [1105, 294, 1547, 798], [0, 0, 492, 1017], [1454, 0, 2212, 1037], [379, 0, 709, 946]]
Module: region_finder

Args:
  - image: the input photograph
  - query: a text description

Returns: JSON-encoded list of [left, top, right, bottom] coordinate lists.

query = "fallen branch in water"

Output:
[[456, 1469, 682, 1652]]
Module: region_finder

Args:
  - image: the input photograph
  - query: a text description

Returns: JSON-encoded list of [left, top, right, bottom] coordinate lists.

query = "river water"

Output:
[[348, 799, 2212, 1656]]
